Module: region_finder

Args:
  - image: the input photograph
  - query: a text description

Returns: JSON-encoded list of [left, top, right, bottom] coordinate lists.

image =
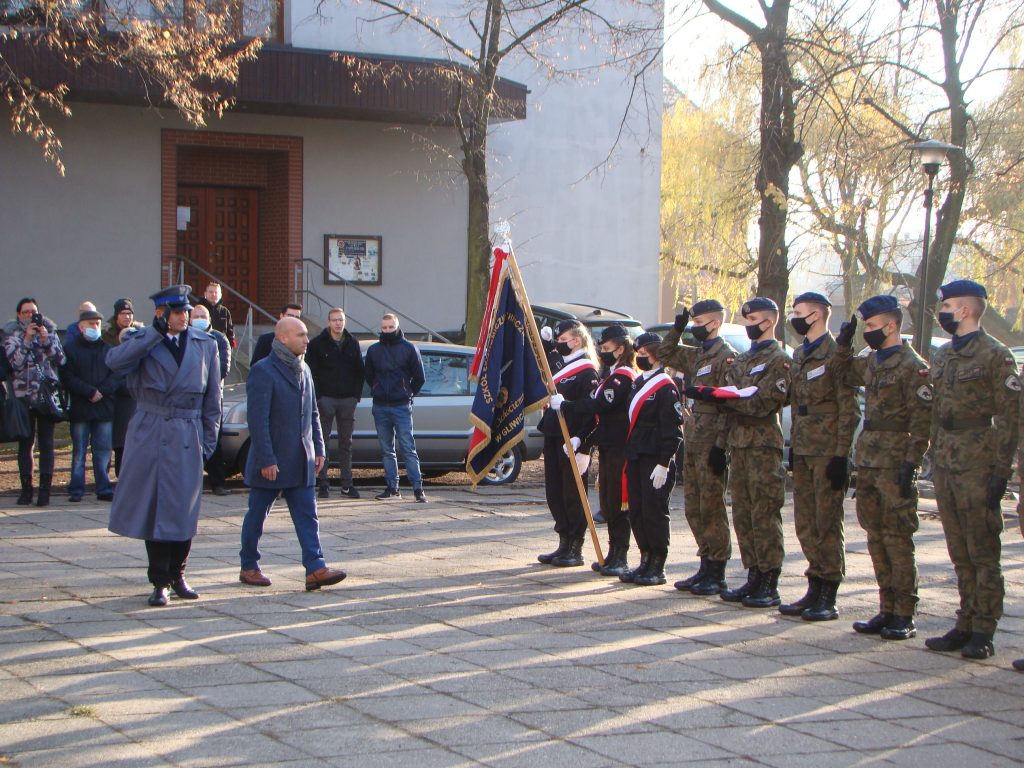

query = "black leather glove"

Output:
[[836, 314, 858, 348], [152, 308, 169, 336], [708, 445, 728, 476], [825, 455, 849, 491], [683, 385, 716, 402], [897, 462, 918, 499], [985, 474, 1008, 510], [673, 307, 691, 334]]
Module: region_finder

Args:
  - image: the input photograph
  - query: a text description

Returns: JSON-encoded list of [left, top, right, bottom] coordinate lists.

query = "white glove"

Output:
[[540, 326, 554, 342], [549, 393, 565, 411], [562, 436, 582, 456], [574, 452, 591, 475], [650, 464, 669, 490]]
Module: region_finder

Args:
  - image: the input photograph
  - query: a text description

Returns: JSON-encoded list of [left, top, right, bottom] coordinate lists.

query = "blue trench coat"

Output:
[[106, 327, 221, 541]]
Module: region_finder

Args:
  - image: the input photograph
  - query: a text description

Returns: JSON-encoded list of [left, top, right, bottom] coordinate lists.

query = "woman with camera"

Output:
[[3, 298, 66, 506]]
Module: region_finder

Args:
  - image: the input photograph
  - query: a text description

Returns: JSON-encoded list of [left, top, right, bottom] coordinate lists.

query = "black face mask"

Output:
[[598, 350, 618, 367], [688, 323, 712, 343], [555, 341, 574, 357], [937, 311, 959, 335], [789, 313, 814, 337], [863, 327, 889, 351], [745, 320, 766, 341], [636, 356, 653, 371], [379, 330, 400, 343]]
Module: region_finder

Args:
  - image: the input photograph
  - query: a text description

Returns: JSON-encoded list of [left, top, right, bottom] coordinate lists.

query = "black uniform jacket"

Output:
[[539, 352, 598, 440], [624, 370, 683, 465], [565, 366, 635, 448]]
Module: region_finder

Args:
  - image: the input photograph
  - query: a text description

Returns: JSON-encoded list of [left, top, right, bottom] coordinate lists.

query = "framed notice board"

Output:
[[324, 235, 382, 285]]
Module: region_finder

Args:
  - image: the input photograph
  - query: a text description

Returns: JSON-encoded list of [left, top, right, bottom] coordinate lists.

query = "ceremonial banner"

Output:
[[466, 262, 549, 484], [470, 246, 509, 382]]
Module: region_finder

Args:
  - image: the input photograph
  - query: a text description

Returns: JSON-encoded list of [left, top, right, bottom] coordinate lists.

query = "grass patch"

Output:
[[67, 704, 95, 717]]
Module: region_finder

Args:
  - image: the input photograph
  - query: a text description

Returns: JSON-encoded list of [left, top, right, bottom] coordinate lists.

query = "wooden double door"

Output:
[[176, 187, 258, 319]]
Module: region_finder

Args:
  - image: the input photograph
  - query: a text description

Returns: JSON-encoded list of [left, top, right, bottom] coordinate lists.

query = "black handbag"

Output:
[[0, 381, 31, 441], [32, 364, 69, 422]]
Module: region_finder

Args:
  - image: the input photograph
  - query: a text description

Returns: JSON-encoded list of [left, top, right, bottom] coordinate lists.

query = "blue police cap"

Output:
[[792, 291, 832, 307], [150, 284, 193, 311], [937, 280, 987, 301], [634, 331, 663, 350], [691, 299, 725, 317], [856, 295, 900, 321], [741, 298, 778, 317], [599, 324, 628, 345]]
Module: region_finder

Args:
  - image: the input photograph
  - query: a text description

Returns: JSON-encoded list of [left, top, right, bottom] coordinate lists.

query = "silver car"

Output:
[[219, 340, 543, 485]]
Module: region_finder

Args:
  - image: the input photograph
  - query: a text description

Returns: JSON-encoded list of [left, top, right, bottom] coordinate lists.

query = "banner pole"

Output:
[[504, 247, 604, 566]]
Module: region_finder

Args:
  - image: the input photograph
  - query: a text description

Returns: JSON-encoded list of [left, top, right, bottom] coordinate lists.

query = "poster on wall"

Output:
[[324, 235, 382, 285]]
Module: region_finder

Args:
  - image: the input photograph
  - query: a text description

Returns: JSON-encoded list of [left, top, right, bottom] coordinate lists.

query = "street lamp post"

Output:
[[909, 139, 958, 356]]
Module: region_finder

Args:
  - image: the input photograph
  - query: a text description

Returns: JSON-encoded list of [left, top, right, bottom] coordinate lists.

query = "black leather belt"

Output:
[[796, 403, 838, 416], [939, 415, 992, 430], [863, 419, 909, 432]]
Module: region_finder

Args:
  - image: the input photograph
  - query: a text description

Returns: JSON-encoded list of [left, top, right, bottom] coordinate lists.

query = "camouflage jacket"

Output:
[[718, 340, 792, 450], [657, 328, 737, 446], [789, 334, 860, 458], [839, 341, 931, 469], [930, 329, 1020, 477]]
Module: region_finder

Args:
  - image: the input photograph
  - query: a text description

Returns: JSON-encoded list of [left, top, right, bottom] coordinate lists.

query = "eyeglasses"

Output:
[[118, 310, 134, 316]]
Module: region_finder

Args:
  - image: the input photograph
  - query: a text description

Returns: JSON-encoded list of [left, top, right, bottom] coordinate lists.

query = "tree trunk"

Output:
[[464, 147, 491, 345]]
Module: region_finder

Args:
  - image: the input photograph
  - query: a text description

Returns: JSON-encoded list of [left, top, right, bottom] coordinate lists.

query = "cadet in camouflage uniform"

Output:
[[780, 292, 860, 622], [690, 298, 791, 608], [657, 299, 738, 596], [836, 295, 931, 641], [924, 280, 1020, 660]]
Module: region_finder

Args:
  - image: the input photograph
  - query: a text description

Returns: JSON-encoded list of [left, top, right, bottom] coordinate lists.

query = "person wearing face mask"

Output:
[[536, 319, 599, 567], [191, 304, 231, 495], [923, 280, 1020, 661], [777, 292, 861, 622], [552, 324, 636, 576], [693, 298, 791, 607], [60, 309, 123, 502], [833, 295, 931, 641], [657, 299, 738, 597], [616, 332, 683, 586]]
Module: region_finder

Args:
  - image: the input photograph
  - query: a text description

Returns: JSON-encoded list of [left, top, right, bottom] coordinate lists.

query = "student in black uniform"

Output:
[[619, 332, 684, 586], [552, 324, 637, 576], [536, 319, 599, 567]]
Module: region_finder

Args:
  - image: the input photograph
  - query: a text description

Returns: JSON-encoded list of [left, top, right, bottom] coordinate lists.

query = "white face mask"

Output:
[[191, 318, 211, 332]]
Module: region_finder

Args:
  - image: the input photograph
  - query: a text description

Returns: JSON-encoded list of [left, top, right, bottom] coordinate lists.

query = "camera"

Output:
[[31, 312, 43, 327]]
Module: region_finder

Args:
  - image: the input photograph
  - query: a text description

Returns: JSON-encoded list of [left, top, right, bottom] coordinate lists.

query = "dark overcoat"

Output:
[[106, 327, 221, 541]]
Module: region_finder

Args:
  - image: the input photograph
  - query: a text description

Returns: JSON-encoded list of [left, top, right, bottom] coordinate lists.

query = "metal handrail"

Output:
[[175, 256, 278, 325], [296, 257, 453, 344], [301, 287, 377, 336]]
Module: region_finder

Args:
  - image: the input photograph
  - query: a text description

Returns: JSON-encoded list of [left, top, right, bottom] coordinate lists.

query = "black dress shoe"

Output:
[[853, 612, 893, 635], [147, 586, 169, 607], [170, 578, 200, 600]]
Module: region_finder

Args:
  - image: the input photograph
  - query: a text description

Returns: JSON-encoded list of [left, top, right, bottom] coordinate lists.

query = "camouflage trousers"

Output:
[[682, 441, 731, 561], [729, 446, 785, 571], [934, 469, 1004, 636], [792, 455, 847, 582], [855, 467, 919, 616]]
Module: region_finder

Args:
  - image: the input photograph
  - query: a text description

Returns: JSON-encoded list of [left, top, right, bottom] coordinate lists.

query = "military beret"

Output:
[[937, 279, 987, 301], [113, 298, 134, 315], [150, 284, 194, 311], [79, 310, 104, 322], [741, 297, 778, 317], [856, 295, 900, 321], [599, 324, 628, 344], [634, 331, 663, 350], [792, 291, 832, 307], [554, 319, 580, 337], [691, 299, 725, 317]]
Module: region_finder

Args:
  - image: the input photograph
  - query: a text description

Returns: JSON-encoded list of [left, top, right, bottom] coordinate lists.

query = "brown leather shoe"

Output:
[[305, 566, 347, 591], [239, 569, 272, 587]]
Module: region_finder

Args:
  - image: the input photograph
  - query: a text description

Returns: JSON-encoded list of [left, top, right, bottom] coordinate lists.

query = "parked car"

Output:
[[532, 302, 644, 342], [219, 340, 543, 485]]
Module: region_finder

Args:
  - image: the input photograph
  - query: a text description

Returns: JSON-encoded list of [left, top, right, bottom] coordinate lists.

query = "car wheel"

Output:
[[479, 447, 522, 486]]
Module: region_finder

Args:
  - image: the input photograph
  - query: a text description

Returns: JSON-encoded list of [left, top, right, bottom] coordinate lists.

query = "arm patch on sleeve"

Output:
[[1005, 374, 1021, 392], [916, 385, 933, 402]]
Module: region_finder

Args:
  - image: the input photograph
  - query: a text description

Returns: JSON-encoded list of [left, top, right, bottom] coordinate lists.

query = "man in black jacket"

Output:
[[196, 282, 235, 351], [251, 304, 302, 365], [307, 307, 365, 498], [364, 314, 426, 501], [61, 309, 122, 502]]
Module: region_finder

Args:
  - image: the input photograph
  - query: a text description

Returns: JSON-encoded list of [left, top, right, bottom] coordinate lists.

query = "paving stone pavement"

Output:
[[0, 480, 1021, 767]]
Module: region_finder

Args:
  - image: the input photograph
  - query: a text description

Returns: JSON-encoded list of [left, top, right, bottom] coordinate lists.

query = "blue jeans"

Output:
[[240, 486, 326, 575], [372, 403, 422, 490], [69, 420, 113, 498]]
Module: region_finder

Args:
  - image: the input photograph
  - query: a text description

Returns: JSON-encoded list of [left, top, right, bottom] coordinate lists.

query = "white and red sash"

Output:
[[552, 357, 597, 385], [594, 366, 637, 398], [626, 371, 677, 438]]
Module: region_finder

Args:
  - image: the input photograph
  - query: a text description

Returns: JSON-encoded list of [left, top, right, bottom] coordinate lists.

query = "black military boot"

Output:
[[742, 569, 781, 608], [802, 580, 840, 621], [853, 612, 893, 635], [779, 576, 821, 617], [35, 474, 52, 507], [620, 551, 650, 583], [16, 475, 33, 505], [721, 568, 759, 602], [690, 560, 728, 596], [634, 553, 667, 586], [538, 535, 570, 564], [551, 537, 584, 567], [592, 543, 615, 572], [961, 632, 995, 660], [599, 545, 630, 578], [673, 557, 708, 592], [880, 615, 915, 640], [925, 627, 972, 652]]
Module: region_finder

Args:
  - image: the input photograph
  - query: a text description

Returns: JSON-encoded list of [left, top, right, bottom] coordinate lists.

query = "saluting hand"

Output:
[[673, 307, 691, 334], [836, 314, 858, 348], [261, 464, 279, 481]]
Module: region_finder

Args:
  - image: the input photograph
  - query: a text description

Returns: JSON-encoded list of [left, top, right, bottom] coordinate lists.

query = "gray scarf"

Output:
[[272, 339, 304, 382]]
